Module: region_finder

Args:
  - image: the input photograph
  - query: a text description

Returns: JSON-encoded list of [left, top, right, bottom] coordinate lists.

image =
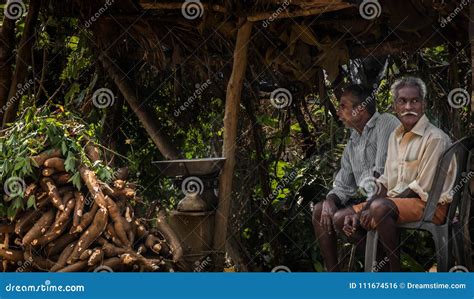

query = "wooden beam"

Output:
[[139, 1, 226, 13], [247, 3, 353, 22], [212, 19, 253, 271]]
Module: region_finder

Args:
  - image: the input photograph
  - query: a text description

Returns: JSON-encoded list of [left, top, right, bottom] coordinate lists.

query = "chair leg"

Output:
[[434, 230, 450, 272], [364, 230, 378, 272], [452, 223, 465, 267]]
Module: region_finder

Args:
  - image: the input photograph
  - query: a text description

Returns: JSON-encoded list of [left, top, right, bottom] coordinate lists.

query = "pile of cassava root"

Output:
[[0, 145, 183, 272]]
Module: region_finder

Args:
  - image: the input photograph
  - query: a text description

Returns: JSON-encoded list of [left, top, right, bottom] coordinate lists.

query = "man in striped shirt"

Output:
[[312, 84, 399, 272]]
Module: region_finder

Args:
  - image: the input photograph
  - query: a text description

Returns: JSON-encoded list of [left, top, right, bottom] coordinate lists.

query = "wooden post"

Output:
[[212, 19, 253, 271]]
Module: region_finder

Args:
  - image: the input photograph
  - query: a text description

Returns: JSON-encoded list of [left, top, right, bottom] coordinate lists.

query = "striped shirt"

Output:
[[327, 112, 400, 204]]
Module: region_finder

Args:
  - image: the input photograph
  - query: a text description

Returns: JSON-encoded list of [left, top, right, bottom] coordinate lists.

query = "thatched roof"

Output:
[[46, 0, 469, 89]]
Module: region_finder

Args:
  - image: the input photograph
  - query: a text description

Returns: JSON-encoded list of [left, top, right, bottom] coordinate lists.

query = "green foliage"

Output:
[[0, 106, 113, 219]]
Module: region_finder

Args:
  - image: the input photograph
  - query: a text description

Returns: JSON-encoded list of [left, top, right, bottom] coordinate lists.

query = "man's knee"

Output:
[[369, 198, 398, 222], [333, 208, 353, 229], [312, 201, 324, 224]]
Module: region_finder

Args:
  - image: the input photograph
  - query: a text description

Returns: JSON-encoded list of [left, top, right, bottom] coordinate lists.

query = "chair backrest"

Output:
[[422, 136, 474, 223]]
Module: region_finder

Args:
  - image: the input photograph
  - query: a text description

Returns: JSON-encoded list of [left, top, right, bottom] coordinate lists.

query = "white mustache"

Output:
[[401, 111, 418, 116]]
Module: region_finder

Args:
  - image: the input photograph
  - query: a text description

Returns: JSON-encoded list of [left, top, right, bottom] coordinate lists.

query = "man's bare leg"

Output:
[[369, 198, 401, 272], [312, 201, 339, 271], [334, 207, 366, 254]]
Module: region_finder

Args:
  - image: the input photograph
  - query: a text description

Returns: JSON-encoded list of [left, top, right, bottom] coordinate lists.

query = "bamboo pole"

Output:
[[212, 19, 253, 271]]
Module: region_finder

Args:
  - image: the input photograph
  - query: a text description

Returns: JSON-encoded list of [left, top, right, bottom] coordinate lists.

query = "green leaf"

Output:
[[6, 203, 17, 219], [68, 172, 81, 190], [64, 152, 76, 172], [61, 141, 68, 156], [27, 195, 36, 209]]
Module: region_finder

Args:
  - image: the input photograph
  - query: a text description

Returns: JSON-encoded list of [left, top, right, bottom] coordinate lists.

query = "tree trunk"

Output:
[[212, 19, 253, 271], [242, 92, 271, 199], [99, 54, 180, 160], [0, 16, 16, 123], [102, 86, 125, 167], [2, 0, 42, 127]]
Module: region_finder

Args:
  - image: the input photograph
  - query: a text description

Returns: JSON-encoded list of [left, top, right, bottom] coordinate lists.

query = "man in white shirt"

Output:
[[344, 76, 456, 271]]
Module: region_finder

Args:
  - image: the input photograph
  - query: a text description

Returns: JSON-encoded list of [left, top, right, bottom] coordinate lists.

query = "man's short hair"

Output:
[[342, 84, 376, 116], [390, 76, 427, 102]]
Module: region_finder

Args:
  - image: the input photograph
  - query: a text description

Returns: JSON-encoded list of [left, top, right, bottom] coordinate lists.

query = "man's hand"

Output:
[[359, 209, 373, 230], [343, 214, 359, 237], [320, 196, 339, 234]]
